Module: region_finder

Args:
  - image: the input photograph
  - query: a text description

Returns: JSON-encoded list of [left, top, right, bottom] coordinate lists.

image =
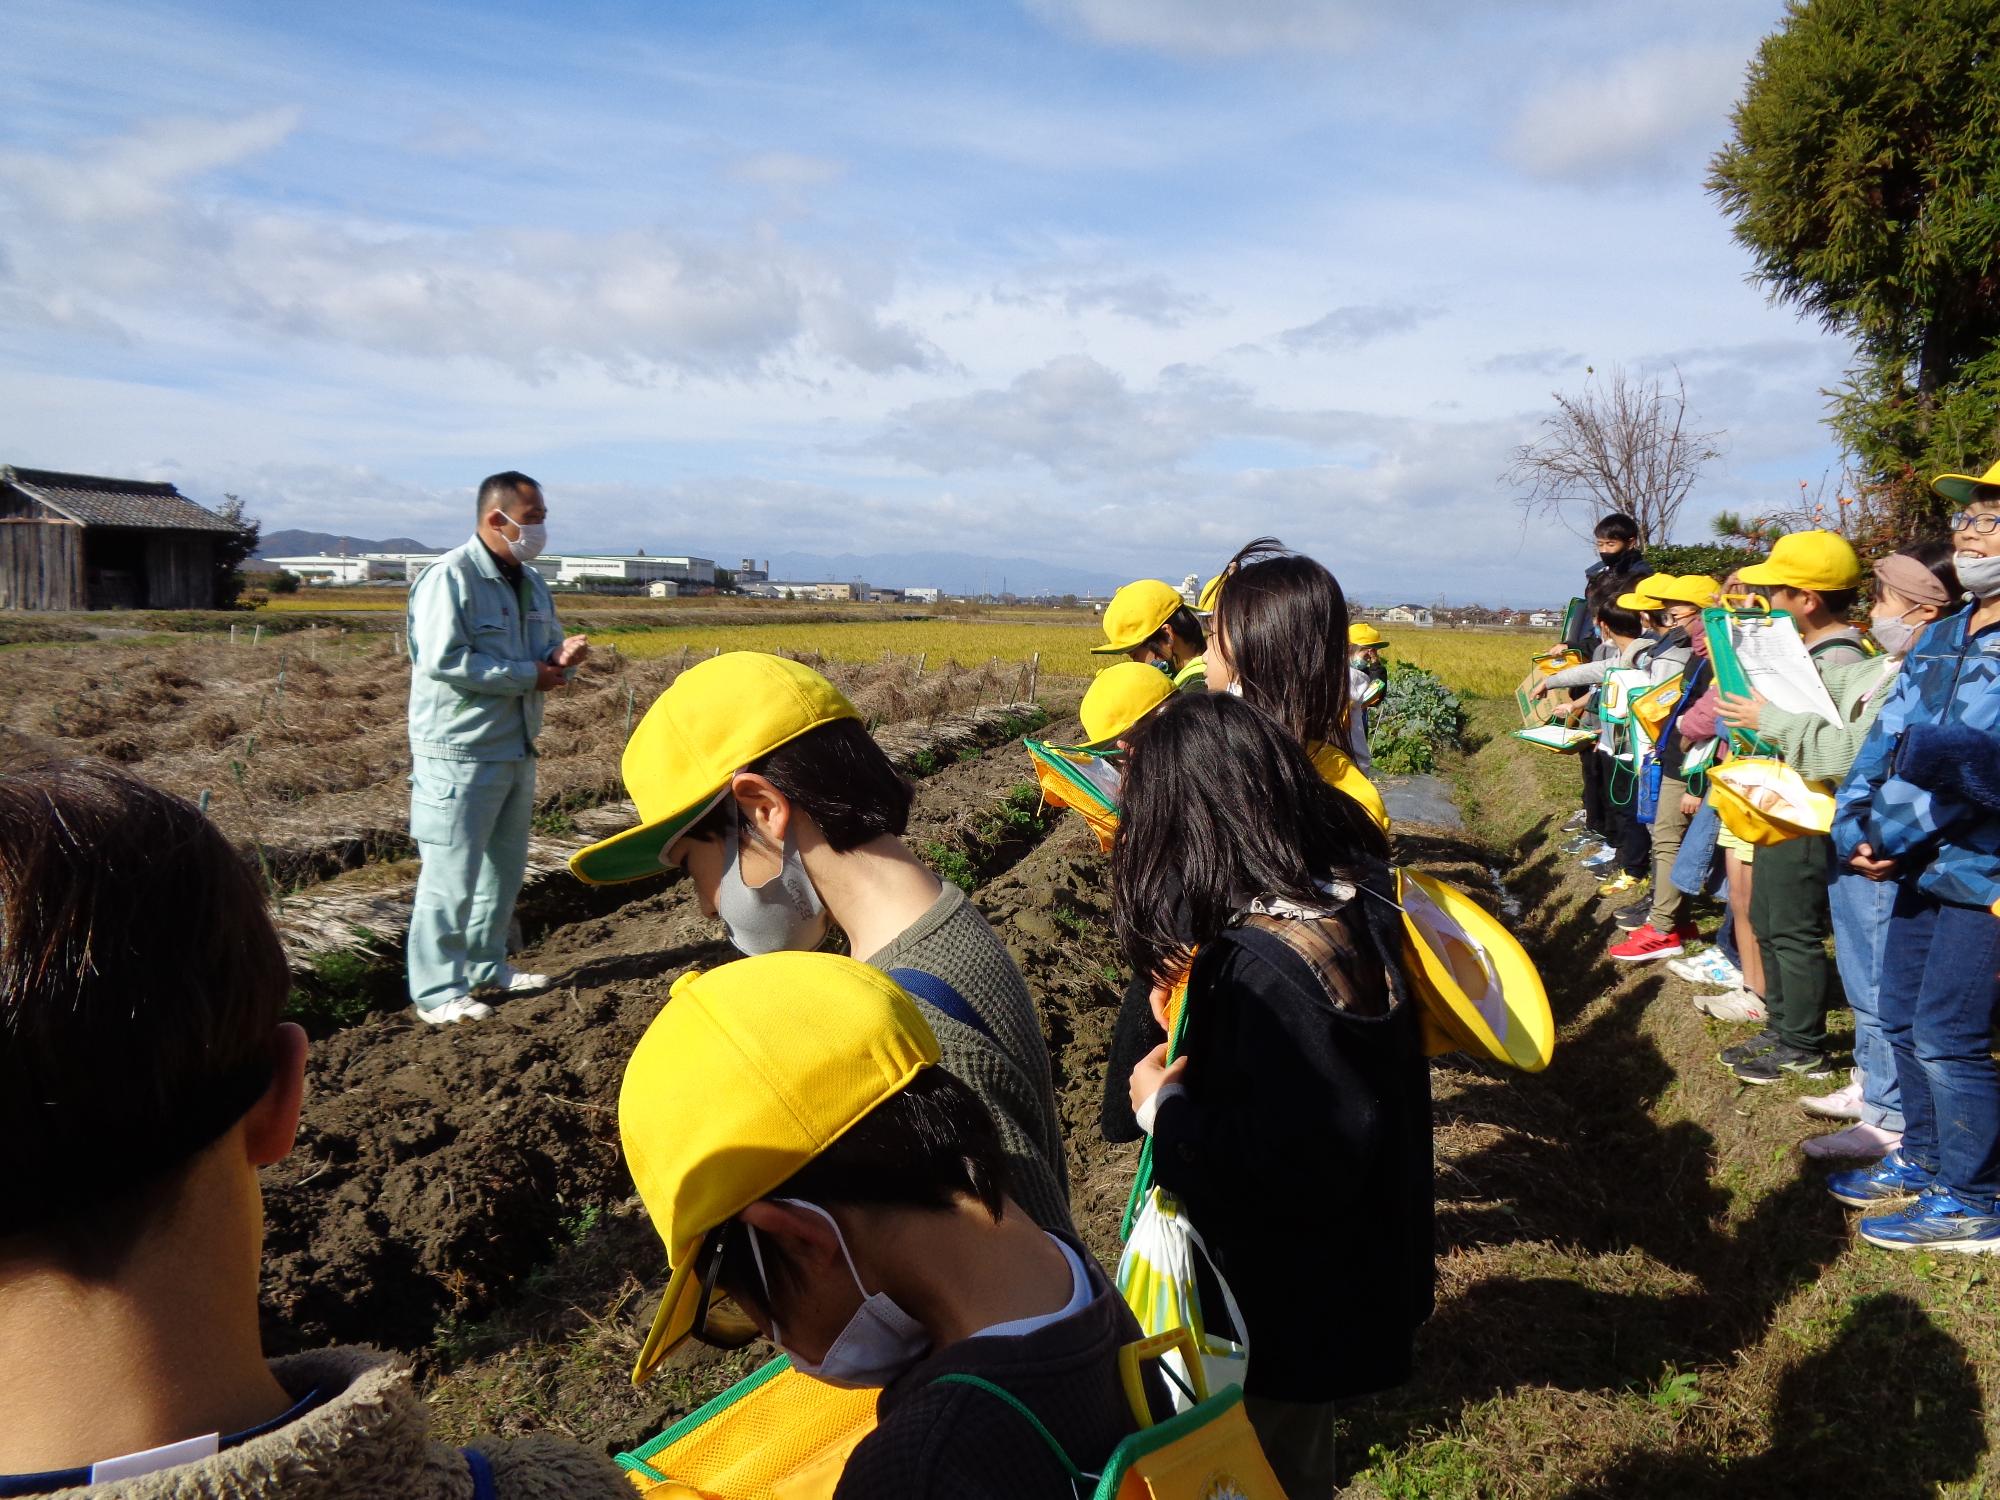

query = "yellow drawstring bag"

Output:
[[616, 1359, 877, 1499], [1707, 758, 1836, 846], [1024, 739, 1123, 852]]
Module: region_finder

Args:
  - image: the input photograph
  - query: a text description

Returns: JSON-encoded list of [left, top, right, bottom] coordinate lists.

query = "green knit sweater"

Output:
[[1755, 654, 1901, 783], [864, 882, 1075, 1234]]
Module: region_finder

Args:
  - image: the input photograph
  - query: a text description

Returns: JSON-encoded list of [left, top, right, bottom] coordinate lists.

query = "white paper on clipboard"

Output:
[[1723, 615, 1843, 724]]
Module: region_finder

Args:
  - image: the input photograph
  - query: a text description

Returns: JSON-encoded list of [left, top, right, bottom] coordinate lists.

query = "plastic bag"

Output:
[[1114, 1188, 1249, 1413]]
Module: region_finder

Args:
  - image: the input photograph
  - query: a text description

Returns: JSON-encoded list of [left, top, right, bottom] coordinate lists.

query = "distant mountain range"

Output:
[[257, 529, 443, 557]]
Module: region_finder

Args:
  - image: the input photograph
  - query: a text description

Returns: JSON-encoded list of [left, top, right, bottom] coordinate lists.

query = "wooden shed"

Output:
[[0, 467, 244, 611]]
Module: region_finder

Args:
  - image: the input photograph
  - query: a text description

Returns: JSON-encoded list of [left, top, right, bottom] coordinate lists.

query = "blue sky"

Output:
[[1, 0, 1849, 603]]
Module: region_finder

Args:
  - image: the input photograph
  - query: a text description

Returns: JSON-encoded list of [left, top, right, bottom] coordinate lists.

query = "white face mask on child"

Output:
[[1954, 551, 2000, 601], [747, 1200, 931, 1389], [1869, 608, 1922, 658]]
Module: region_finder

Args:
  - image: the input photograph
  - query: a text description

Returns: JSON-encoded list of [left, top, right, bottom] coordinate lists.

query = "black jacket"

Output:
[[1106, 873, 1436, 1403], [1563, 549, 1649, 655]]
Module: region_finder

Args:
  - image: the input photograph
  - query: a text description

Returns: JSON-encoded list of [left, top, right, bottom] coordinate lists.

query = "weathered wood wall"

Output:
[[143, 531, 218, 609], [0, 519, 85, 611]]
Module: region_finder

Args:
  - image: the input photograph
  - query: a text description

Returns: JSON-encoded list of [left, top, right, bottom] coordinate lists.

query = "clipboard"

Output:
[[1702, 605, 1842, 756]]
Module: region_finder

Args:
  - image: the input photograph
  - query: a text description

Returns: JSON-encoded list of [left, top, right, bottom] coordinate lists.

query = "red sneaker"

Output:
[[1610, 924, 1688, 962]]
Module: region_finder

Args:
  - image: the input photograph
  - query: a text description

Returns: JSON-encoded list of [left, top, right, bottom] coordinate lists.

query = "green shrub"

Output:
[[1367, 662, 1467, 775], [1645, 542, 1764, 580]]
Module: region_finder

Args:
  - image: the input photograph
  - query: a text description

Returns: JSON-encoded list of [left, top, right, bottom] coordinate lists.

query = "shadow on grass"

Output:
[[1341, 796, 1992, 1490]]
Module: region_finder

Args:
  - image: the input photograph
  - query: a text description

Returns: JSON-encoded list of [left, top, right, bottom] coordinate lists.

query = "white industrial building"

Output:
[[554, 554, 715, 589], [268, 555, 410, 585]]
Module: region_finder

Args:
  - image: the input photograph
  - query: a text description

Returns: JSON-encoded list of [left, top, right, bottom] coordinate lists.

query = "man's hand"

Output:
[[534, 661, 567, 691], [554, 634, 590, 669], [1848, 842, 1899, 881], [1129, 1041, 1188, 1112], [1718, 689, 1769, 731], [1680, 792, 1701, 817]]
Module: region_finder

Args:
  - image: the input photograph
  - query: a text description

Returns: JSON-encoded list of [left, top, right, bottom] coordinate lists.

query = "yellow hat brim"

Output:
[[570, 788, 729, 886], [1616, 593, 1663, 611], [1932, 462, 2000, 506], [632, 1255, 706, 1385], [1089, 639, 1137, 655]]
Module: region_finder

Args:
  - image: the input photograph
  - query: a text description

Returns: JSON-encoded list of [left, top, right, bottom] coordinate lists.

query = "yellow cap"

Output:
[[1651, 574, 1722, 607], [1092, 580, 1187, 654], [1079, 661, 1174, 747], [1348, 623, 1386, 648], [1738, 531, 1863, 592], [1616, 589, 1664, 611], [1197, 573, 1225, 612], [570, 653, 859, 885], [620, 953, 940, 1385], [1615, 572, 1675, 609], [1931, 458, 2000, 508]]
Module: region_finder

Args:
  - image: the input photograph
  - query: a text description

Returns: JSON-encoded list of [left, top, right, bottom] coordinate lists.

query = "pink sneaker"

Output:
[[1801, 1122, 1902, 1161], [1798, 1078, 1865, 1121]]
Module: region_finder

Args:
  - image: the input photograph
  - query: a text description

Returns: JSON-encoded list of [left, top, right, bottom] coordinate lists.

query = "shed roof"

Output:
[[1, 466, 243, 534]]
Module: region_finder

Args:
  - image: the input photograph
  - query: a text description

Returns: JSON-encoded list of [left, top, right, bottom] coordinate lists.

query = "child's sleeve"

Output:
[[1834, 666, 1920, 861]]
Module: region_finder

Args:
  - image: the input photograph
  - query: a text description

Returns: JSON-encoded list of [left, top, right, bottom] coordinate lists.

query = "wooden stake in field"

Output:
[[1027, 651, 1040, 702], [252, 624, 263, 647]]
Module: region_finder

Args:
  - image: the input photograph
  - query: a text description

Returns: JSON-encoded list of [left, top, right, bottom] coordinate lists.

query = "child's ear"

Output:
[[244, 1023, 308, 1168], [731, 773, 792, 847]]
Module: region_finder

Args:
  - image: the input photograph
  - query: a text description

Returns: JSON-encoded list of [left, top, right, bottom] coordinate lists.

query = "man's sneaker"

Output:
[[416, 995, 496, 1026], [1733, 1042, 1834, 1085], [1826, 1150, 1931, 1208], [1610, 923, 1694, 962], [1719, 1028, 1779, 1068], [1798, 1077, 1865, 1121], [1597, 871, 1648, 898], [1562, 810, 1589, 833], [494, 966, 552, 995], [1613, 898, 1651, 931], [1858, 1186, 2000, 1253], [1802, 1122, 1902, 1162], [1696, 987, 1767, 1023]]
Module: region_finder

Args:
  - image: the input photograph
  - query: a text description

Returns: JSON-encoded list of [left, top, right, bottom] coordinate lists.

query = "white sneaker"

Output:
[[1696, 987, 1767, 1023], [1801, 1121, 1902, 1161], [1697, 951, 1744, 988], [1799, 1078, 1865, 1121], [1664, 954, 1710, 984], [417, 995, 496, 1025], [495, 966, 552, 995]]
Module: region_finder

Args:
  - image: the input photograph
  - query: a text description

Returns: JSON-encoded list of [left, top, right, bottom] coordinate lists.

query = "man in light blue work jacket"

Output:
[[405, 470, 589, 1024]]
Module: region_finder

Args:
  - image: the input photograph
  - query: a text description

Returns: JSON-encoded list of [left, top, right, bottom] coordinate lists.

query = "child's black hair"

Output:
[[681, 718, 915, 851], [1594, 513, 1640, 543], [1595, 601, 1644, 640]]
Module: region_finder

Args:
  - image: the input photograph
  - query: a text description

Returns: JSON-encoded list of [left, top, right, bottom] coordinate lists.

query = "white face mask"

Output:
[[714, 800, 828, 955], [1954, 550, 2000, 601], [499, 513, 548, 562], [748, 1200, 930, 1388], [1869, 608, 1922, 658]]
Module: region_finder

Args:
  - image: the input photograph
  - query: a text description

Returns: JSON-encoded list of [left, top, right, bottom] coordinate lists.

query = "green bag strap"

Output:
[[932, 1373, 1094, 1489], [1119, 988, 1195, 1240]]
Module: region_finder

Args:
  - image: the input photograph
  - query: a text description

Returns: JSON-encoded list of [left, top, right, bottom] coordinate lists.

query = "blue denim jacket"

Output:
[[406, 537, 564, 761], [1834, 604, 2000, 910]]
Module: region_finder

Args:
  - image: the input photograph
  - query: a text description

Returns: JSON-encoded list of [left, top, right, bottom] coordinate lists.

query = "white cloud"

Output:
[[0, 113, 937, 383], [1277, 302, 1439, 354], [1478, 347, 1585, 376], [1025, 0, 1373, 57], [1505, 43, 1748, 183], [729, 151, 847, 190]]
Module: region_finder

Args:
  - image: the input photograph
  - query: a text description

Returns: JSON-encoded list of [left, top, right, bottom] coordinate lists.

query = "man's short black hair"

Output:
[[684, 718, 915, 852], [477, 470, 541, 518], [0, 760, 290, 1272], [1594, 513, 1640, 543]]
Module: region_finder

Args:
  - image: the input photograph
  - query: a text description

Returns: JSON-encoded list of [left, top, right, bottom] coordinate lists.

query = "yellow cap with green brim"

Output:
[[569, 652, 859, 886], [1079, 661, 1175, 747], [1349, 623, 1386, 648], [1931, 458, 2000, 509], [1647, 574, 1722, 607], [620, 952, 940, 1385], [1092, 580, 1187, 654]]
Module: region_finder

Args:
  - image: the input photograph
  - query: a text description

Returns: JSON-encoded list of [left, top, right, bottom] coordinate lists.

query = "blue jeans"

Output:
[[1671, 796, 1726, 899], [1876, 885, 2000, 1205], [1828, 871, 1903, 1131], [407, 755, 537, 1009]]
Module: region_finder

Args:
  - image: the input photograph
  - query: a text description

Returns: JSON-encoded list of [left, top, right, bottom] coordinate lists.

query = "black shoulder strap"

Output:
[[887, 967, 999, 1046]]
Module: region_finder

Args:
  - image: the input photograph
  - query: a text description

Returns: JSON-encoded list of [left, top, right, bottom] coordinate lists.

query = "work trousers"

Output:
[[1749, 833, 1833, 1054], [407, 754, 537, 1010], [1244, 1393, 1336, 1500], [1877, 887, 2000, 1206], [1828, 870, 1904, 1132]]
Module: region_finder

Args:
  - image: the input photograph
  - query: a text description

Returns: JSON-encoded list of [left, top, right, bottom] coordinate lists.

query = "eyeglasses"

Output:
[[689, 1223, 762, 1350], [1950, 511, 2000, 535]]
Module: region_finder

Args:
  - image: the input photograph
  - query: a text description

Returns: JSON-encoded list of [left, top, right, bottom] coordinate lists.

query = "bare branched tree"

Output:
[[1506, 365, 1724, 546]]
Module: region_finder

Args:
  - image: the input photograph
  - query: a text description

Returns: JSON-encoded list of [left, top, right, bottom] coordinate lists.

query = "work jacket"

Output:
[[406, 538, 565, 761]]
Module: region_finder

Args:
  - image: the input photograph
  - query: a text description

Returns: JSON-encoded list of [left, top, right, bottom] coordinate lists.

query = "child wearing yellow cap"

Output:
[[572, 652, 1073, 1235], [1092, 580, 1208, 692], [1712, 531, 1869, 1085], [618, 953, 1164, 1493]]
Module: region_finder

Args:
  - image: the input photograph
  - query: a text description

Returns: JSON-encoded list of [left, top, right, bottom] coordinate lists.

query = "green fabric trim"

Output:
[[932, 1373, 1087, 1481], [620, 1354, 793, 1465]]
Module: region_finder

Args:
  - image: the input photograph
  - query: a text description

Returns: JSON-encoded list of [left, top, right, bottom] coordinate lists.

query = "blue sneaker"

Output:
[[1858, 1186, 2000, 1253], [1826, 1151, 1932, 1208]]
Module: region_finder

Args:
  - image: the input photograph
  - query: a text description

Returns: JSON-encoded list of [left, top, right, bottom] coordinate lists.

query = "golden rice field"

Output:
[[598, 619, 1548, 699]]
